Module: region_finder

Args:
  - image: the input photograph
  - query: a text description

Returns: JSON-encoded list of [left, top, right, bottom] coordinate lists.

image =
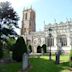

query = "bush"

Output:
[[6, 37, 16, 51], [42, 44, 47, 53], [70, 49, 72, 61], [70, 49, 72, 67], [12, 36, 27, 62], [0, 41, 3, 59], [37, 46, 41, 53]]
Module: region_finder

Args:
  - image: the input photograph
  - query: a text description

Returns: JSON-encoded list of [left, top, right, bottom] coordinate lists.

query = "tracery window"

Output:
[[57, 35, 67, 46], [61, 37, 67, 46]]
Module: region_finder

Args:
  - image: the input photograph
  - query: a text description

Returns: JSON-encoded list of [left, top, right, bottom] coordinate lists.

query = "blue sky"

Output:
[[33, 0, 72, 31], [0, 0, 72, 34]]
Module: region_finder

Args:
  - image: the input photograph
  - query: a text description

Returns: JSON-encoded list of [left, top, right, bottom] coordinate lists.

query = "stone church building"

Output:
[[21, 8, 72, 53]]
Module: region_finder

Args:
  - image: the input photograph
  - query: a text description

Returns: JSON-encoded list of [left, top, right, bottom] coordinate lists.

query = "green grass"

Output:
[[0, 55, 71, 72], [0, 62, 22, 72], [29, 55, 71, 72]]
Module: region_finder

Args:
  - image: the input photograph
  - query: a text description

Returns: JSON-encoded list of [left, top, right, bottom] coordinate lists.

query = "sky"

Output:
[[0, 0, 72, 35]]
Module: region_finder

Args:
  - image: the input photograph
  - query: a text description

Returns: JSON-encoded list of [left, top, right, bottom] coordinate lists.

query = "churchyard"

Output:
[[0, 1, 72, 72], [0, 54, 72, 72]]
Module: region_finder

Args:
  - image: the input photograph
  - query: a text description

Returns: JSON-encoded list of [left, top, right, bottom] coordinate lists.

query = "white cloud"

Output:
[[0, 0, 38, 8], [0, 0, 38, 16]]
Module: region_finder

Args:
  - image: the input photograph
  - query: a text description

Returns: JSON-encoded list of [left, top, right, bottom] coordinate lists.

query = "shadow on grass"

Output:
[[29, 58, 70, 72], [0, 62, 22, 72], [60, 61, 70, 67]]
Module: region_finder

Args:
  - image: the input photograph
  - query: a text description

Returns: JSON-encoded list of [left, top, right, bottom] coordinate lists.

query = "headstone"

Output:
[[22, 53, 29, 71], [9, 51, 12, 61], [41, 48, 44, 55]]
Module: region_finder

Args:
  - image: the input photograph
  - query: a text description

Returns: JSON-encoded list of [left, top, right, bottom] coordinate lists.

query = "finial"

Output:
[[30, 5, 32, 9], [70, 18, 72, 22], [24, 7, 25, 10], [66, 18, 68, 22], [23, 7, 25, 13], [44, 20, 45, 25], [23, 7, 25, 12], [54, 18, 56, 23]]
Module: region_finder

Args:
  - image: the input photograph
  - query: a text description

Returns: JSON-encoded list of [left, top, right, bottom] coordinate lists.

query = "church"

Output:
[[21, 8, 72, 53]]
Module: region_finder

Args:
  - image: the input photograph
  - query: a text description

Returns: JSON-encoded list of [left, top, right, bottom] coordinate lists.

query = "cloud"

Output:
[[0, 0, 37, 19], [0, 0, 38, 17], [0, 0, 38, 8]]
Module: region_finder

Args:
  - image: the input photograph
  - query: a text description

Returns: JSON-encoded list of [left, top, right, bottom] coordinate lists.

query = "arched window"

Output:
[[57, 35, 67, 46], [61, 36, 67, 46]]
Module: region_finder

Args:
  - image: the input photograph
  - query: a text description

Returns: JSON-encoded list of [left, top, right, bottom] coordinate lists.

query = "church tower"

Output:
[[21, 8, 36, 35]]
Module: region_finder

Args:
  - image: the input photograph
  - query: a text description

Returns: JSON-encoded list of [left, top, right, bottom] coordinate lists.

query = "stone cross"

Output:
[[22, 53, 29, 71]]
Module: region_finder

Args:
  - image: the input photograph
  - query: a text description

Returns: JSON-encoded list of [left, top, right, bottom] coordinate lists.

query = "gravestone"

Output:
[[9, 51, 12, 61], [41, 48, 44, 55], [22, 53, 29, 71]]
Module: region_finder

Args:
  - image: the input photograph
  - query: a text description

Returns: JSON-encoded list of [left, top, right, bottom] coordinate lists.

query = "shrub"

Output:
[[0, 41, 3, 59], [70, 49, 72, 61], [6, 37, 16, 51], [12, 36, 27, 62], [70, 49, 72, 67]]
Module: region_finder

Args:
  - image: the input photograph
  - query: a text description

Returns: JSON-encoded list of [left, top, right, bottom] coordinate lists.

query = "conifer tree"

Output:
[[0, 1, 19, 41], [12, 37, 27, 62]]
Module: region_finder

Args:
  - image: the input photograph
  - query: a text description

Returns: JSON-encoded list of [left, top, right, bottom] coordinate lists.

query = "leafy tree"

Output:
[[0, 1, 19, 60], [70, 49, 72, 67], [42, 44, 47, 53], [0, 1, 19, 41], [37, 46, 41, 53], [70, 50, 72, 61], [6, 37, 16, 51], [12, 36, 27, 62]]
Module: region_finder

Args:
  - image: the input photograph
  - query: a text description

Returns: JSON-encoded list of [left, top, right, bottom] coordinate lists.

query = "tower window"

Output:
[[25, 13, 27, 20]]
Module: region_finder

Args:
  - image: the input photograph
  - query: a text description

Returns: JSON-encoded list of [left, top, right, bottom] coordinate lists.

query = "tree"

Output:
[[0, 1, 19, 41], [70, 50, 72, 61], [6, 37, 16, 51], [12, 36, 27, 62], [42, 44, 47, 53], [70, 49, 72, 67], [37, 46, 41, 53]]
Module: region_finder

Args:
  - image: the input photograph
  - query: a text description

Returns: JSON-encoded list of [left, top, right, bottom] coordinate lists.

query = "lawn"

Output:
[[0, 62, 22, 72], [0, 55, 71, 72], [29, 55, 72, 72]]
